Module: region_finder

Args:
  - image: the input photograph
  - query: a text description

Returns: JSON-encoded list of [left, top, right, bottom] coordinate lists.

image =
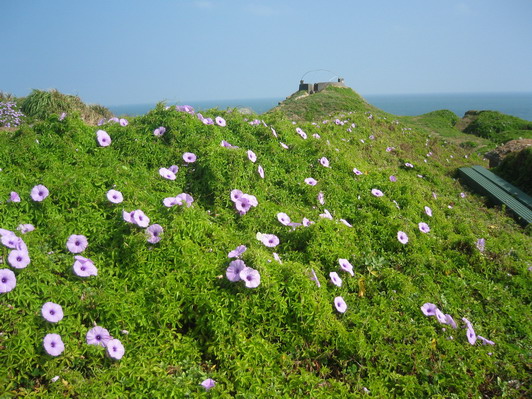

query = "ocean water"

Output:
[[107, 92, 532, 121]]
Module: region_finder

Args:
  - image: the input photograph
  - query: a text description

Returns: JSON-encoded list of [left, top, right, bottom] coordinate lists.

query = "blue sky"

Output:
[[2, 0, 532, 105]]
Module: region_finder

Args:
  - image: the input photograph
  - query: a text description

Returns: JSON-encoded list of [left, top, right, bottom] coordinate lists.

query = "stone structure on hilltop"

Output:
[[298, 78, 346, 94]]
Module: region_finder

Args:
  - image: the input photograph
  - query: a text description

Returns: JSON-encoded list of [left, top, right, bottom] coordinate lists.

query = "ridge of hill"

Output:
[[0, 100, 530, 397]]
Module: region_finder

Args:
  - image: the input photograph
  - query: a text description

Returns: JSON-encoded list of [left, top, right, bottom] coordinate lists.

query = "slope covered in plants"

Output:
[[0, 103, 530, 397]]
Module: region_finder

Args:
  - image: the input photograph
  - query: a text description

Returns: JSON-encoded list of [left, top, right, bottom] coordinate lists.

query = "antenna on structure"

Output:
[[300, 69, 340, 82]]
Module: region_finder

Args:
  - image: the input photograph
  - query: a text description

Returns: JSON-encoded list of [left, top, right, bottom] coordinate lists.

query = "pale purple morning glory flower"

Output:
[[296, 127, 307, 139], [159, 167, 176, 180], [231, 189, 243, 202], [202, 117, 214, 125], [31, 184, 49, 202], [96, 130, 111, 147], [260, 234, 279, 248], [339, 219, 352, 227], [318, 191, 325, 205], [8, 191, 20, 202], [258, 165, 264, 178], [313, 133, 321, 139], [397, 231, 409, 244], [215, 116, 226, 127], [420, 303, 438, 316], [279, 142, 289, 149], [17, 224, 35, 234], [73, 256, 97, 277], [41, 302, 64, 323], [228, 245, 247, 258], [386, 146, 395, 152], [50, 376, 60, 383], [371, 189, 384, 197], [462, 317, 473, 329], [338, 258, 354, 276], [153, 126, 166, 136], [477, 335, 495, 345], [119, 118, 128, 126], [163, 197, 179, 207], [221, 140, 238, 149], [330, 272, 342, 287], [310, 269, 321, 287], [424, 206, 432, 217], [123, 210, 133, 223], [106, 189, 123, 204], [201, 378, 216, 390], [59, 112, 67, 121], [132, 210, 150, 227], [1, 233, 21, 249], [86, 326, 112, 347], [466, 326, 477, 345], [334, 296, 347, 313], [106, 338, 125, 360], [108, 117, 119, 123], [235, 197, 252, 215], [277, 212, 291, 226], [389, 175, 397, 182], [273, 252, 282, 263], [320, 209, 333, 220], [460, 192, 466, 198], [226, 259, 246, 282], [270, 127, 278, 137], [305, 178, 317, 186], [0, 268, 16, 293], [476, 238, 485, 252], [445, 314, 457, 329], [8, 250, 30, 269], [353, 168, 363, 176], [418, 222, 430, 233], [183, 152, 197, 163], [169, 165, 179, 174], [239, 267, 261, 288], [146, 224, 163, 244], [66, 234, 88, 254], [247, 150, 257, 163], [435, 308, 448, 324], [43, 333, 64, 356], [405, 162, 414, 168], [302, 217, 314, 227], [176, 193, 194, 207]]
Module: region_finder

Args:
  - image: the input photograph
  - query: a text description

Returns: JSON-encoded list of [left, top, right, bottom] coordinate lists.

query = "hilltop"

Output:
[[0, 94, 530, 397]]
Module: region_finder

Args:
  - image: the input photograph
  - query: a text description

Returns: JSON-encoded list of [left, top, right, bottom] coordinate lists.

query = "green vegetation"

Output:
[[268, 86, 382, 121], [0, 101, 530, 397], [20, 89, 113, 125], [461, 110, 532, 144], [495, 147, 532, 195]]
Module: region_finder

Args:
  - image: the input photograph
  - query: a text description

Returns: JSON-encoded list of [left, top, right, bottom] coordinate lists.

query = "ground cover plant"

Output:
[[0, 102, 530, 398]]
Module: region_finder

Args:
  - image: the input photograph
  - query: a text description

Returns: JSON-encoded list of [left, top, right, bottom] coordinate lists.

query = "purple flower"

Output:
[[119, 118, 128, 126], [169, 165, 179, 174], [132, 210, 150, 227], [258, 165, 264, 179], [0, 268, 16, 293], [304, 177, 318, 186], [43, 333, 64, 356], [279, 142, 289, 149], [260, 233, 279, 248], [106, 338, 125, 360], [424, 206, 432, 217], [405, 162, 414, 168], [277, 212, 291, 226], [466, 326, 477, 345], [386, 146, 395, 152], [8, 191, 20, 202], [41, 302, 64, 323], [318, 191, 325, 205], [201, 378, 216, 391], [389, 175, 397, 182], [460, 192, 466, 198], [435, 308, 448, 324], [295, 127, 307, 139], [273, 252, 282, 263], [122, 210, 133, 223], [271, 127, 278, 137], [319, 157, 329, 167], [338, 258, 354, 276], [17, 224, 35, 234], [176, 193, 194, 207], [226, 259, 246, 282], [106, 189, 123, 204], [59, 112, 67, 121], [418, 222, 430, 233], [8, 250, 30, 269], [239, 267, 261, 288], [228, 245, 247, 258], [397, 231, 409, 244], [445, 314, 457, 329], [230, 189, 244, 202], [163, 197, 179, 207], [31, 184, 49, 202], [420, 303, 438, 316], [477, 335, 495, 345], [310, 269, 321, 287], [353, 168, 363, 176], [302, 217, 314, 227], [96, 130, 111, 147], [183, 152, 197, 163], [247, 150, 257, 163], [73, 256, 97, 277], [159, 167, 176, 180], [319, 209, 333, 220], [215, 116, 226, 127], [476, 238, 485, 252], [371, 189, 384, 197], [2, 233, 21, 249], [235, 197, 252, 215], [334, 296, 347, 313], [153, 126, 166, 136], [221, 140, 238, 148], [66, 234, 88, 254], [330, 272, 342, 287], [146, 224, 163, 244], [86, 326, 112, 347], [339, 219, 352, 227]]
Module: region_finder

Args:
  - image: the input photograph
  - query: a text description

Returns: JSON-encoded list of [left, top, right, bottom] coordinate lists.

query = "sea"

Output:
[[107, 92, 532, 121]]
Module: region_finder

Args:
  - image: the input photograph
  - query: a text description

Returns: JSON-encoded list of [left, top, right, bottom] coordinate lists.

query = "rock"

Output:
[[485, 139, 532, 167]]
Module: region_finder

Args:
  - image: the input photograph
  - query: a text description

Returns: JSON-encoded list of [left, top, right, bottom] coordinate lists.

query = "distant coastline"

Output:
[[107, 92, 532, 121]]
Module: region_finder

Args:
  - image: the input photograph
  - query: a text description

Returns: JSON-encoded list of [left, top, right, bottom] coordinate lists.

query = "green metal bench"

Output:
[[458, 166, 532, 226]]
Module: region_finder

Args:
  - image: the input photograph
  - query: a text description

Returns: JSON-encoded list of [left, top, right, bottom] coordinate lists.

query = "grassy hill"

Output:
[[0, 101, 530, 397]]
